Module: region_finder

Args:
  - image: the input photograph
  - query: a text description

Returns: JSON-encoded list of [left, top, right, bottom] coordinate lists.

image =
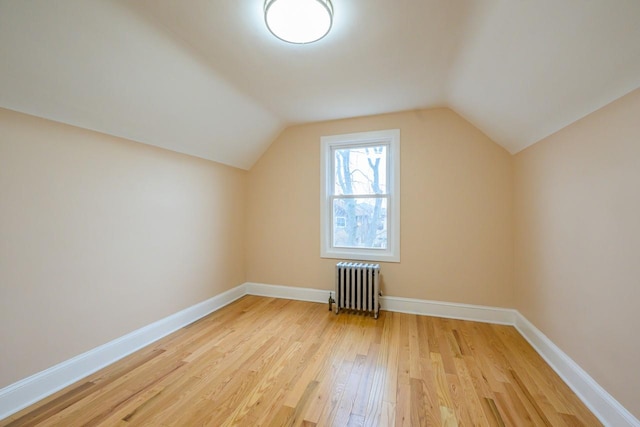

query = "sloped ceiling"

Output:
[[1, 0, 639, 169]]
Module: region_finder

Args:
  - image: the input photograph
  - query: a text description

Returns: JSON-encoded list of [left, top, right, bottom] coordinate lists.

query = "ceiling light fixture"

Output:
[[264, 0, 333, 44]]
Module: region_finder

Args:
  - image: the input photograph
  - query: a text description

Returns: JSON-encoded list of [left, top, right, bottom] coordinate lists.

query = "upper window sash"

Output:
[[330, 143, 390, 197]]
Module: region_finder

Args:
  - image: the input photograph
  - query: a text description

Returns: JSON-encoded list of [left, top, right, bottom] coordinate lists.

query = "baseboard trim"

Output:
[[0, 284, 247, 421], [380, 295, 516, 325], [245, 282, 330, 304], [244, 282, 516, 325], [514, 313, 639, 427]]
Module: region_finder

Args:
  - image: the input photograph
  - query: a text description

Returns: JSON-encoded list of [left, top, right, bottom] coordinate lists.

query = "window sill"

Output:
[[321, 248, 400, 263]]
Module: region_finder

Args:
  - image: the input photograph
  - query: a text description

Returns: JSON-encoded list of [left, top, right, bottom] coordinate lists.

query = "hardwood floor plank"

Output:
[[382, 312, 401, 406], [119, 375, 201, 426], [483, 397, 507, 427], [453, 357, 491, 426], [332, 353, 367, 426], [416, 315, 432, 360], [302, 320, 352, 424], [362, 341, 389, 426], [354, 342, 382, 415], [430, 352, 458, 426], [446, 373, 474, 426], [2, 382, 96, 427], [395, 382, 412, 427], [508, 369, 553, 426], [0, 296, 602, 427], [314, 319, 362, 426]]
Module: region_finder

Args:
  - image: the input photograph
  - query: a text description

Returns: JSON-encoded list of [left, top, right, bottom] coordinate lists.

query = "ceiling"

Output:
[[1, 0, 639, 170]]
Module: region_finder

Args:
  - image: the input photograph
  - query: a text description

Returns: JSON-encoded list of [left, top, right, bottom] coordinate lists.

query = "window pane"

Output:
[[334, 145, 387, 195], [333, 197, 387, 249]]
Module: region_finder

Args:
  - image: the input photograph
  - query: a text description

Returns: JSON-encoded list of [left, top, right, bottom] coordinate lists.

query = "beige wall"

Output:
[[246, 108, 514, 307], [514, 88, 640, 418], [0, 108, 246, 388]]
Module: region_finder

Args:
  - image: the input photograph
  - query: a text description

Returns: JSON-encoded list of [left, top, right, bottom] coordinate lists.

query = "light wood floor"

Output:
[[1, 296, 601, 426]]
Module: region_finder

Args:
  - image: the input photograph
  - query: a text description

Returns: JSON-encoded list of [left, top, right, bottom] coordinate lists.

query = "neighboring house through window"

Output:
[[320, 129, 400, 262]]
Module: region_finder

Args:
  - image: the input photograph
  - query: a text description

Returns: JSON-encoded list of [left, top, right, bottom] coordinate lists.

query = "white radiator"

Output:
[[334, 262, 381, 318]]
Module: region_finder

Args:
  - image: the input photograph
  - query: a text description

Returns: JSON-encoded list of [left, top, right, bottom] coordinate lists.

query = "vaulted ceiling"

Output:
[[1, 0, 639, 169]]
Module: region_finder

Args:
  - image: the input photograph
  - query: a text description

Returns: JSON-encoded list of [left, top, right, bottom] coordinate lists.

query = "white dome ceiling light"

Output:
[[264, 0, 334, 44]]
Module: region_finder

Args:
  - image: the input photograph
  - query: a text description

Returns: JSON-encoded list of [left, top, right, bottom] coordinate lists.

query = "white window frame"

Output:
[[320, 129, 400, 262]]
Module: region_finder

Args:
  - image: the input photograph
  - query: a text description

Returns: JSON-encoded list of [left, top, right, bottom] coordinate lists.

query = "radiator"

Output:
[[334, 262, 381, 318]]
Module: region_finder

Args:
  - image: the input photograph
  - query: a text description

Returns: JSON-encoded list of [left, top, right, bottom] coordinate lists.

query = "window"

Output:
[[321, 129, 400, 262]]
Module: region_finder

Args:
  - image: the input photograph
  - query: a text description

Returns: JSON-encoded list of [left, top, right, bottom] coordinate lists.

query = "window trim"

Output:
[[320, 129, 400, 262]]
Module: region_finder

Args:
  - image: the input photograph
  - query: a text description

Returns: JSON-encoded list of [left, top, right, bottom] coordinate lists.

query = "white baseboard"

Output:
[[514, 313, 639, 427], [2, 282, 637, 427], [0, 284, 246, 421], [380, 295, 516, 325], [244, 282, 516, 325], [245, 282, 330, 304]]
